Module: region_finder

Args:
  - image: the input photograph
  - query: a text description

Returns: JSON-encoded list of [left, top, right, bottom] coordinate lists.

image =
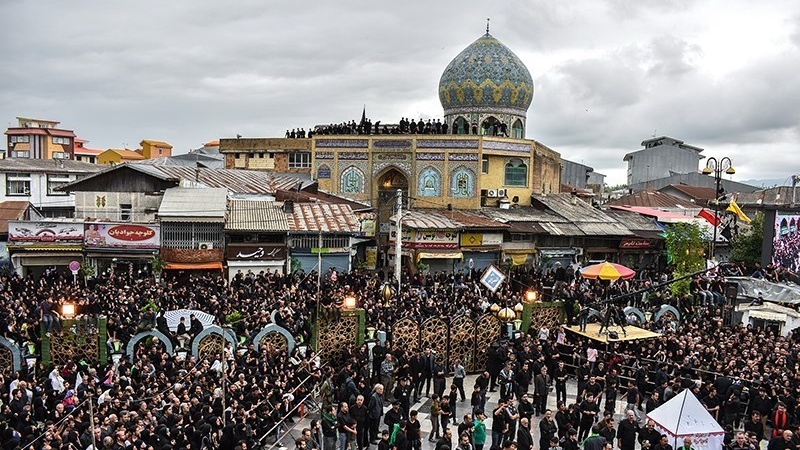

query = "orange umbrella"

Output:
[[579, 262, 636, 280]]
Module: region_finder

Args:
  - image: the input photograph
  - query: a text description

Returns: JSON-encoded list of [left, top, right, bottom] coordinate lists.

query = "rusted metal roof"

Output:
[[0, 201, 33, 234], [659, 184, 716, 201], [288, 203, 359, 233], [226, 200, 289, 232], [539, 222, 585, 236], [158, 187, 228, 222], [152, 166, 313, 194], [604, 209, 665, 232], [575, 221, 633, 236]]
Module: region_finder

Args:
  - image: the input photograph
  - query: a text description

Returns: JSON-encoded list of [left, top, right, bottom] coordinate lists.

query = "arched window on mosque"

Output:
[[417, 167, 442, 197], [481, 116, 506, 136], [450, 167, 476, 198], [504, 158, 528, 187], [512, 119, 524, 139], [453, 117, 469, 135], [340, 166, 365, 194]]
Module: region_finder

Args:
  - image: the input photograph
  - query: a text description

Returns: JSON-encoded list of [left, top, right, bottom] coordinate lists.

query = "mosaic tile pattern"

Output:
[[417, 139, 479, 149], [315, 139, 369, 148], [417, 152, 446, 161], [448, 153, 479, 161], [482, 140, 531, 153], [372, 161, 412, 178], [338, 152, 369, 160], [439, 33, 534, 113], [373, 139, 412, 150], [315, 151, 335, 160]]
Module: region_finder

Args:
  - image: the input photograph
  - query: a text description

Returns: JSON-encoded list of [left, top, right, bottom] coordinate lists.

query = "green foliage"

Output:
[[665, 222, 706, 296], [605, 183, 628, 193], [415, 261, 430, 273], [225, 310, 242, 324], [148, 254, 167, 275], [729, 212, 764, 268], [290, 257, 302, 273], [79, 260, 95, 278]]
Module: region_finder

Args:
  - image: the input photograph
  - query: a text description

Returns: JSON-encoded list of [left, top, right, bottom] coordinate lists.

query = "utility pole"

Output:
[[315, 228, 322, 351], [88, 393, 97, 450], [221, 327, 227, 427], [394, 189, 402, 292], [792, 174, 799, 208]]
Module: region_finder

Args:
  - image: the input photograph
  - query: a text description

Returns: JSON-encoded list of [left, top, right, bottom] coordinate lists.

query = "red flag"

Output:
[[698, 208, 720, 226]]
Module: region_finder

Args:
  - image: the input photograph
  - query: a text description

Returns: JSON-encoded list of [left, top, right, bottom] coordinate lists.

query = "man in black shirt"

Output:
[[350, 395, 368, 450], [553, 361, 569, 406], [639, 420, 662, 450], [578, 394, 599, 442], [702, 389, 721, 422], [744, 412, 765, 446], [598, 418, 616, 444], [617, 410, 640, 450], [406, 410, 421, 450]]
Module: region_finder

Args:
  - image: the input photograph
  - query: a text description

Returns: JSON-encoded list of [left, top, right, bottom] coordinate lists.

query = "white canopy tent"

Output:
[[646, 390, 725, 450]]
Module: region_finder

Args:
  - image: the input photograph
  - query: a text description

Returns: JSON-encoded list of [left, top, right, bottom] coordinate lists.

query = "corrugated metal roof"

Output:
[[443, 210, 510, 229], [151, 166, 313, 194], [507, 221, 548, 234], [288, 203, 359, 233], [607, 189, 697, 209], [539, 222, 584, 236], [398, 210, 461, 230], [575, 221, 634, 236], [0, 201, 32, 234], [158, 187, 228, 221], [481, 207, 568, 223], [226, 200, 289, 231], [0, 158, 102, 175], [604, 209, 665, 232], [660, 184, 715, 201], [532, 194, 617, 223]]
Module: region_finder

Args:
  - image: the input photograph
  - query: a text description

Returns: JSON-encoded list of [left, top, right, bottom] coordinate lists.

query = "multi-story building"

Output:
[[219, 138, 312, 174], [0, 158, 102, 217], [74, 139, 104, 164], [624, 136, 705, 187], [4, 117, 76, 160]]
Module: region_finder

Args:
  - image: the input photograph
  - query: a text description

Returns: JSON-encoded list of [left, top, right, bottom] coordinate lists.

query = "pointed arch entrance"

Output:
[[374, 167, 409, 273]]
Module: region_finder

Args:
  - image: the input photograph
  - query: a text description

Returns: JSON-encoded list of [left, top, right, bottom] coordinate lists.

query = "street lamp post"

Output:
[[702, 156, 735, 260]]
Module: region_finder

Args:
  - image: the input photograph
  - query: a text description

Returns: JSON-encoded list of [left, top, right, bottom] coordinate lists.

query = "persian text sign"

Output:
[[84, 223, 160, 249], [619, 238, 653, 249]]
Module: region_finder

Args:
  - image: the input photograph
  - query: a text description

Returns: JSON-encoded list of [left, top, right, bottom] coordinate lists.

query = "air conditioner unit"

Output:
[[497, 189, 507, 198], [574, 248, 584, 256], [198, 242, 214, 250], [487, 189, 498, 198]]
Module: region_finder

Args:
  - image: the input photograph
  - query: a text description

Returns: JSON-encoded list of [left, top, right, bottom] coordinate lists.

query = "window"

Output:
[[120, 203, 132, 221], [512, 119, 524, 139], [52, 136, 70, 145], [6, 173, 31, 196], [235, 153, 241, 159], [47, 175, 71, 196], [289, 152, 311, 169], [511, 233, 531, 242], [52, 152, 69, 159], [10, 136, 29, 144], [481, 155, 489, 173], [158, 148, 163, 155], [504, 158, 528, 187], [258, 153, 264, 159], [12, 151, 30, 158]]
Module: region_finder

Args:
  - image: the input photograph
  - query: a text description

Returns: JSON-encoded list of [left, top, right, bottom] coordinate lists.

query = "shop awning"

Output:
[[749, 310, 787, 322], [164, 262, 223, 270], [416, 251, 463, 262], [510, 254, 530, 266], [503, 248, 536, 255]]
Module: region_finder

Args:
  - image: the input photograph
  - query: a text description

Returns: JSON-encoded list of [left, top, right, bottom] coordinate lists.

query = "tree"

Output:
[[665, 222, 706, 296], [729, 211, 764, 268]]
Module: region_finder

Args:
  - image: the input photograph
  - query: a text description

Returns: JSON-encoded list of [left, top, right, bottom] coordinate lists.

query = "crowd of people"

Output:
[[0, 260, 799, 450]]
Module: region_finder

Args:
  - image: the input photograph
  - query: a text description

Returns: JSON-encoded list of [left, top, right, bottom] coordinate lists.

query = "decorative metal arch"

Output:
[[191, 326, 237, 359], [474, 314, 501, 371], [0, 336, 22, 373], [252, 324, 295, 355], [448, 315, 476, 372], [420, 317, 448, 365], [623, 307, 646, 324], [654, 305, 681, 323], [126, 330, 174, 360], [391, 317, 421, 353]]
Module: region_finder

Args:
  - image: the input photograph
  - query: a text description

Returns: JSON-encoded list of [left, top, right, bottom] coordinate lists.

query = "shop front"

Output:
[[226, 243, 287, 281], [407, 229, 461, 273], [291, 248, 351, 274], [84, 222, 161, 277], [538, 247, 578, 269], [455, 232, 503, 271], [618, 235, 665, 270], [8, 220, 84, 277]]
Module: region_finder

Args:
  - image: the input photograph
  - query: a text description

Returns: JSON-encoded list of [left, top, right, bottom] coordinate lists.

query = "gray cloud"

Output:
[[1, 0, 797, 185]]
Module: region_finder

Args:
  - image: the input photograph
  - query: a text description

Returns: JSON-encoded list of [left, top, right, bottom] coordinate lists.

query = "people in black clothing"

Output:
[[616, 410, 640, 450], [578, 394, 599, 442]]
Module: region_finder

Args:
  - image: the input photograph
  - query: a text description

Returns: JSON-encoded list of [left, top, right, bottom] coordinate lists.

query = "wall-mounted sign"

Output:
[[9, 221, 83, 242], [619, 238, 653, 249], [461, 233, 504, 247], [365, 247, 378, 270], [226, 244, 286, 261], [84, 223, 160, 249]]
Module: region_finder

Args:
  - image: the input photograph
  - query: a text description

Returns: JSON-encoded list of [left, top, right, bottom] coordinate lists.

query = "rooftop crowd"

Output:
[[0, 260, 799, 450]]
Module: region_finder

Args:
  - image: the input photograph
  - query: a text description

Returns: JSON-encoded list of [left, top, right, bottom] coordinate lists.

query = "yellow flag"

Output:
[[726, 198, 751, 224]]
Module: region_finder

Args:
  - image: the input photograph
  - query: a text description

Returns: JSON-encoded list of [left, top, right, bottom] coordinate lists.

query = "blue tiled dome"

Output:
[[439, 33, 534, 114]]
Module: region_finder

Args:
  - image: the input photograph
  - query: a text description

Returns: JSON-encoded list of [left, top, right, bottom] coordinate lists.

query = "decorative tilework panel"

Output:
[[417, 167, 442, 197], [316, 139, 369, 148], [448, 153, 479, 161], [417, 139, 479, 149], [340, 166, 366, 194], [416, 153, 445, 161], [482, 140, 531, 153], [450, 166, 477, 198], [373, 139, 412, 150], [316, 152, 335, 160], [317, 164, 331, 179], [339, 152, 369, 160], [375, 153, 409, 161]]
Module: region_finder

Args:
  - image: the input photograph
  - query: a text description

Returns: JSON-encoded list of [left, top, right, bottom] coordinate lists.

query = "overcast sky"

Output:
[[2, 0, 799, 185]]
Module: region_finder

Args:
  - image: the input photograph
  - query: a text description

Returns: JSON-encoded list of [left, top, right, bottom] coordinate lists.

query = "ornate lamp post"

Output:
[[525, 290, 538, 303], [702, 157, 735, 259], [343, 295, 357, 310]]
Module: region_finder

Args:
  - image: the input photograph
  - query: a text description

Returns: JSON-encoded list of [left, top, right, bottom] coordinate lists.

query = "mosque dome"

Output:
[[438, 32, 534, 116]]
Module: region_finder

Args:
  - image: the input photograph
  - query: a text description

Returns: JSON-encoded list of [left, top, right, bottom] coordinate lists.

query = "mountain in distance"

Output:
[[740, 177, 798, 188]]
